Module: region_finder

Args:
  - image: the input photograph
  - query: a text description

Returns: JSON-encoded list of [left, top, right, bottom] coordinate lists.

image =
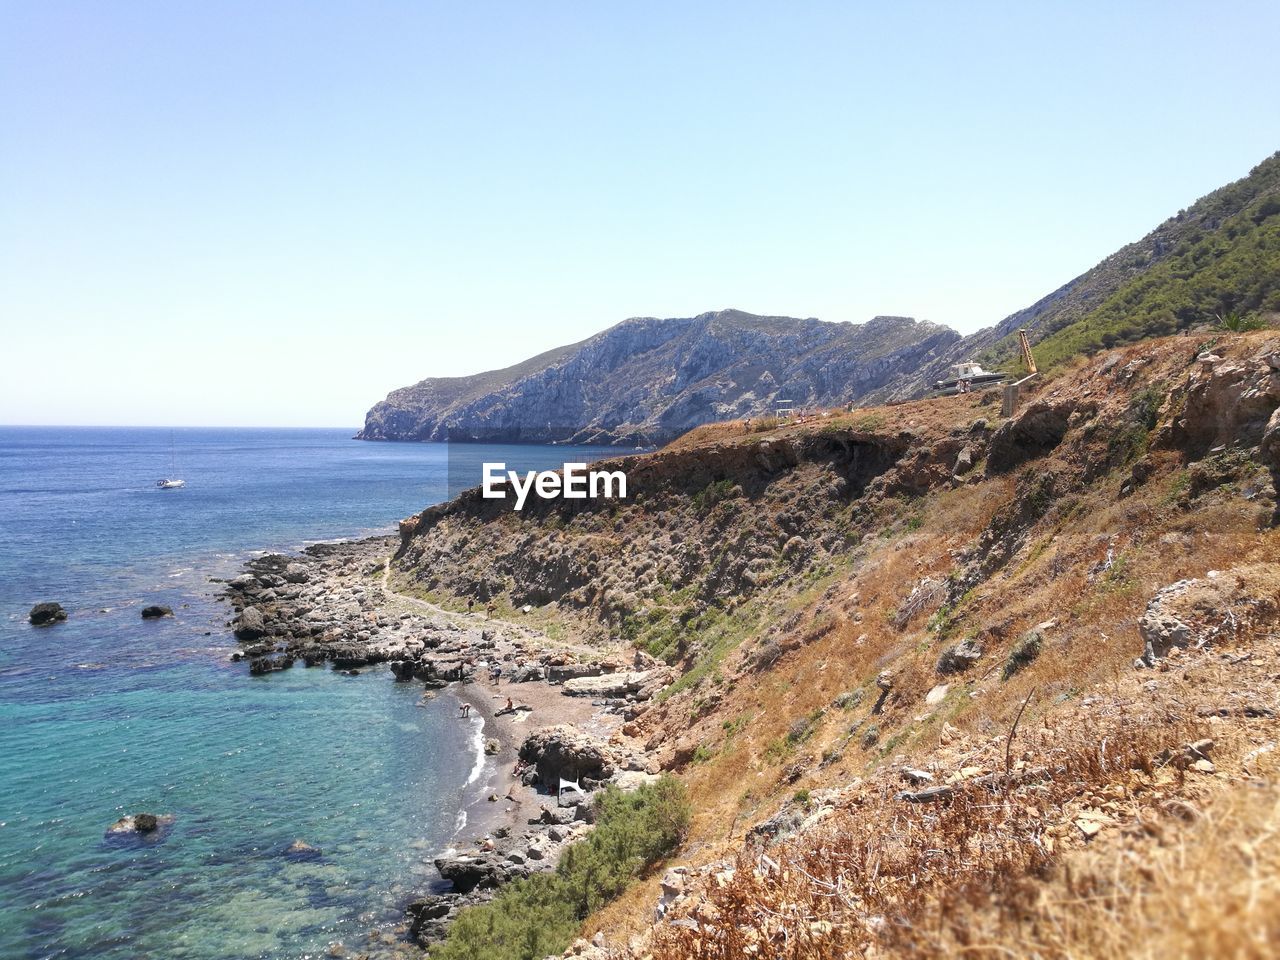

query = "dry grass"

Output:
[[565, 332, 1280, 954], [650, 703, 1218, 959], [889, 751, 1280, 960], [646, 677, 1280, 960]]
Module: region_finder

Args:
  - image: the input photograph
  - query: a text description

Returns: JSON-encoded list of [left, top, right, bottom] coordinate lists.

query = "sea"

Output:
[[0, 427, 620, 960]]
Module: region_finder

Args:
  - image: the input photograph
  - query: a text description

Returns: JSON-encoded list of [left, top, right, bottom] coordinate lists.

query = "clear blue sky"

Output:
[[2, 1, 1277, 427]]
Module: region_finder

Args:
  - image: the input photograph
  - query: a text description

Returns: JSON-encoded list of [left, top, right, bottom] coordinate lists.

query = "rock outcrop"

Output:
[[936, 639, 983, 675], [433, 852, 519, 893], [1137, 567, 1280, 667], [519, 725, 616, 786], [140, 605, 173, 619], [232, 606, 266, 640]]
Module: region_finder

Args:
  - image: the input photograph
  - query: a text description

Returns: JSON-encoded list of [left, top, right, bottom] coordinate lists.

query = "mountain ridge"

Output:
[[360, 150, 1280, 443], [357, 310, 959, 445]]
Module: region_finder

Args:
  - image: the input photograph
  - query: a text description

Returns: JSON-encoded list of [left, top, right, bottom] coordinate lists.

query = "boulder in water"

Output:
[[140, 605, 174, 620], [106, 812, 172, 839], [248, 655, 294, 676], [29, 602, 67, 626]]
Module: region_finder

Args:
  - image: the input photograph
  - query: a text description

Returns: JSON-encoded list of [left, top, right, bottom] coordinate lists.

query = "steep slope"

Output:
[[389, 330, 1280, 959], [357, 310, 959, 445], [868, 150, 1280, 402]]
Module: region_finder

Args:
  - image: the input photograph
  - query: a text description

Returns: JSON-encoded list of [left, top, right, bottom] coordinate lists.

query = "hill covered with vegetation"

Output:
[[861, 150, 1280, 401], [991, 150, 1280, 370]]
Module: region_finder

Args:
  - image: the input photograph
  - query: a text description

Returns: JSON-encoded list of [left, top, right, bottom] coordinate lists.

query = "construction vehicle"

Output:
[[1018, 328, 1038, 374], [930, 328, 1039, 399]]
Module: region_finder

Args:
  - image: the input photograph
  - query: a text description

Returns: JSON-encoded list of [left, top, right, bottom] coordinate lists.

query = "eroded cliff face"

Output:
[[392, 417, 977, 644], [393, 333, 1280, 647], [357, 310, 960, 445]]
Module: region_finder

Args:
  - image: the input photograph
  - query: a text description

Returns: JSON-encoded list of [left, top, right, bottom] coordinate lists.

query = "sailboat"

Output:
[[157, 432, 185, 489]]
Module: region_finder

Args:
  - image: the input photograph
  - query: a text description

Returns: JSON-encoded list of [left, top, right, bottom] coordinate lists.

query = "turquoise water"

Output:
[[0, 428, 618, 960]]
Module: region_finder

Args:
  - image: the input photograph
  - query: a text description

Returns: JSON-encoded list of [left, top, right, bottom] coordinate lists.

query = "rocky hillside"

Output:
[[357, 310, 959, 445], [867, 149, 1280, 402], [389, 330, 1280, 959]]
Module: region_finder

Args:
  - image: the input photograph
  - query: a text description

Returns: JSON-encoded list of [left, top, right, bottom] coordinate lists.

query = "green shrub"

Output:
[[832, 689, 864, 710], [1002, 631, 1044, 680], [1107, 385, 1165, 464], [860, 723, 880, 749], [432, 777, 690, 960], [692, 478, 739, 513], [690, 743, 714, 764], [1214, 310, 1268, 332], [787, 708, 825, 745]]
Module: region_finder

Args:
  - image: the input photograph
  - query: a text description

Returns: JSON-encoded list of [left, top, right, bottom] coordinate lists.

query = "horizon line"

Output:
[[0, 423, 362, 431]]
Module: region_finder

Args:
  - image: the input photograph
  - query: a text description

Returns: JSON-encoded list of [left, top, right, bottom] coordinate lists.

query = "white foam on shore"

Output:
[[464, 712, 487, 787]]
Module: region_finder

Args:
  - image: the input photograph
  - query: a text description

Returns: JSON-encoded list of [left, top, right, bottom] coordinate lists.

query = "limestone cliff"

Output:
[[357, 310, 959, 445]]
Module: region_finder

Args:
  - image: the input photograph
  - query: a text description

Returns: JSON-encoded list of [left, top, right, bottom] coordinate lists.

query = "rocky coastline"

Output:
[[217, 535, 670, 952]]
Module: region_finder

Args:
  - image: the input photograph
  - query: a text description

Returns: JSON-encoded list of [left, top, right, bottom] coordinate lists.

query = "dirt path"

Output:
[[378, 550, 603, 659]]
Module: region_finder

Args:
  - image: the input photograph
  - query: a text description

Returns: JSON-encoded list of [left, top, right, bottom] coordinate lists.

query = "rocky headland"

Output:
[[357, 310, 959, 446]]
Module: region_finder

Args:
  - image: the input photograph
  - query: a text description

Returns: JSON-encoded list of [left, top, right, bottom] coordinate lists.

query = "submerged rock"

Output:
[[29, 602, 67, 626], [284, 838, 322, 860]]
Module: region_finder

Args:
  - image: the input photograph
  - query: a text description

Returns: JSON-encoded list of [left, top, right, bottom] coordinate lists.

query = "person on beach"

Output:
[[459, 703, 471, 718], [486, 601, 496, 619], [505, 696, 513, 712], [490, 663, 502, 685], [467, 598, 475, 614]]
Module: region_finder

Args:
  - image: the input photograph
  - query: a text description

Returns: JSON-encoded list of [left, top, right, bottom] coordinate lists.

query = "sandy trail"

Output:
[[378, 549, 601, 659]]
